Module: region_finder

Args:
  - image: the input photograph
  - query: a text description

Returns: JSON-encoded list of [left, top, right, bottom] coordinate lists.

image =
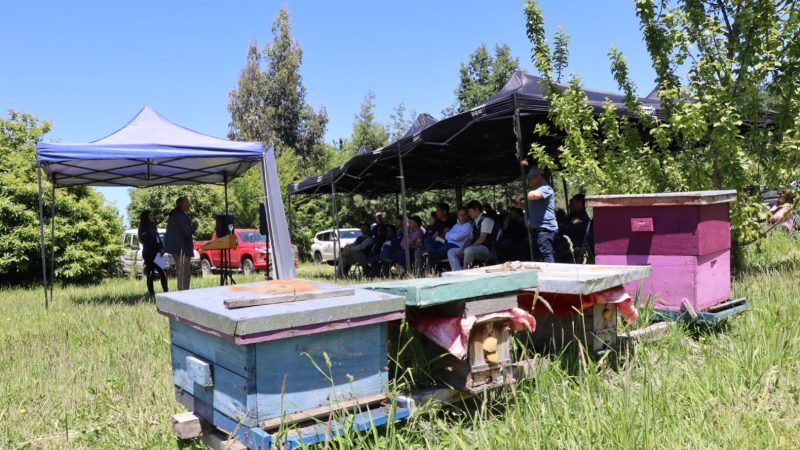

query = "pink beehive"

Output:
[[586, 190, 736, 312]]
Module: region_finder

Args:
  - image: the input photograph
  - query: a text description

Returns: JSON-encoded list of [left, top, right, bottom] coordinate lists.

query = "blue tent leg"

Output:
[[36, 163, 49, 309]]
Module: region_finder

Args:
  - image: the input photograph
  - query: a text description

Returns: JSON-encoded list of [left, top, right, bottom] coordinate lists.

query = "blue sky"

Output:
[[1, 1, 654, 225]]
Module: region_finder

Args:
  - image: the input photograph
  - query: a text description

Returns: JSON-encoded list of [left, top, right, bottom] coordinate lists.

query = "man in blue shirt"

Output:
[[525, 166, 558, 263]]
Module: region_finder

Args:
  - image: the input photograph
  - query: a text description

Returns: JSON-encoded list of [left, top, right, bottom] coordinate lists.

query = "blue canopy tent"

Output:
[[35, 107, 296, 306]]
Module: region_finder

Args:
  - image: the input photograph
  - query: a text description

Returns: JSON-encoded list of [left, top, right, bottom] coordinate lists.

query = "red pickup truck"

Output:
[[194, 229, 298, 276]]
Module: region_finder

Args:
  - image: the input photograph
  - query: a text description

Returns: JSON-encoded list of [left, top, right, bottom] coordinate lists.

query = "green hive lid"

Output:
[[359, 271, 537, 307]]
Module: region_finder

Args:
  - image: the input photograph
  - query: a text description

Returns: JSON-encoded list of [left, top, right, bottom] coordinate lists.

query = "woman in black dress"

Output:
[[138, 210, 168, 296]]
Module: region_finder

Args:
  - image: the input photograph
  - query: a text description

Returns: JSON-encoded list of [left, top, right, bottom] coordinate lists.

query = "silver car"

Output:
[[119, 229, 201, 277]]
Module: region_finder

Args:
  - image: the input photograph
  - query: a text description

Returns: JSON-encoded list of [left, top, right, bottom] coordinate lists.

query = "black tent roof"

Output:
[[289, 71, 664, 196]]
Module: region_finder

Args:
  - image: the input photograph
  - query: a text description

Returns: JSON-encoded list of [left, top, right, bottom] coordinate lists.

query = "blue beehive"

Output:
[[156, 278, 406, 448]]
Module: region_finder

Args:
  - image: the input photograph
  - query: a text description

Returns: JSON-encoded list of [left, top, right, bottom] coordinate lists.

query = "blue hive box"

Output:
[[156, 278, 406, 448]]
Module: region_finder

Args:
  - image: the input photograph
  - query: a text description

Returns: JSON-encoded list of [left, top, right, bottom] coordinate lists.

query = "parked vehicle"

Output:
[[194, 229, 298, 276], [310, 228, 362, 264], [119, 228, 201, 278]]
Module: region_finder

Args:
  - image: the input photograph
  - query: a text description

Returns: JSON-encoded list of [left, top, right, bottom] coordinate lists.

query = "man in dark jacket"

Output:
[[165, 196, 197, 291]]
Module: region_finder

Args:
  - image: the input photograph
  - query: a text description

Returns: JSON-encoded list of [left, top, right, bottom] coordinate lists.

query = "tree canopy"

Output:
[[444, 43, 520, 115], [0, 110, 122, 285], [523, 0, 800, 249], [227, 7, 328, 168]]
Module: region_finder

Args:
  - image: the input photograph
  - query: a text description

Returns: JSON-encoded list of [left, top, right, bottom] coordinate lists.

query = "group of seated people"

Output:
[[335, 192, 594, 278]]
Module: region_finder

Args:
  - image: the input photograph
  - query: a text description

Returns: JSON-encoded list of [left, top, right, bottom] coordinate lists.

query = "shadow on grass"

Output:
[[67, 291, 156, 306]]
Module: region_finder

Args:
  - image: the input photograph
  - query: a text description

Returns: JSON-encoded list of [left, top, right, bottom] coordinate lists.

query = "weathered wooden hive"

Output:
[[156, 278, 406, 448], [360, 272, 538, 392], [445, 262, 650, 353], [587, 190, 736, 313]]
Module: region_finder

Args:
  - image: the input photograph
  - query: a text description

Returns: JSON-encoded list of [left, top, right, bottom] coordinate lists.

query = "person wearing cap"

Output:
[[524, 166, 558, 263]]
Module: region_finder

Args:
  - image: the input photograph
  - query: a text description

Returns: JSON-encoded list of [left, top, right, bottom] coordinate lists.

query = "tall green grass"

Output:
[[2, 232, 800, 449]]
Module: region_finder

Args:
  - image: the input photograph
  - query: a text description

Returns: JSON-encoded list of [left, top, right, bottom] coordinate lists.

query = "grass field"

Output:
[[2, 232, 800, 449]]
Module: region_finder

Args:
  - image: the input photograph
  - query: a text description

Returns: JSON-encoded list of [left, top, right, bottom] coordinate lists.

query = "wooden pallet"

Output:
[[173, 388, 412, 449], [653, 297, 747, 326]]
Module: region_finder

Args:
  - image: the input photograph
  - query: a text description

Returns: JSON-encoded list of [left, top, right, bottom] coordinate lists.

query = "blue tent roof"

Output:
[[36, 106, 264, 187]]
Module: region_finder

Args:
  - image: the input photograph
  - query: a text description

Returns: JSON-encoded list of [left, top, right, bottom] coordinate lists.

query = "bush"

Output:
[[0, 110, 123, 285]]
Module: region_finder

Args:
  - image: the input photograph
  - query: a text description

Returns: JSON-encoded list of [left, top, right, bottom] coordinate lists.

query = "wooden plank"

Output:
[[707, 297, 746, 313], [421, 295, 519, 317], [199, 431, 248, 450], [261, 393, 387, 430], [360, 271, 537, 307], [171, 345, 258, 428], [682, 298, 699, 319], [185, 355, 213, 387], [585, 190, 737, 207], [224, 287, 355, 309], [444, 262, 651, 296], [282, 403, 411, 447], [170, 321, 254, 378], [252, 323, 389, 423], [619, 322, 673, 343], [171, 411, 212, 439], [157, 279, 405, 338], [198, 233, 238, 251]]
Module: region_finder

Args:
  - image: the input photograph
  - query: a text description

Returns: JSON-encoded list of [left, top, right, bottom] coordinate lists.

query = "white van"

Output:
[[119, 228, 201, 277], [310, 228, 362, 264]]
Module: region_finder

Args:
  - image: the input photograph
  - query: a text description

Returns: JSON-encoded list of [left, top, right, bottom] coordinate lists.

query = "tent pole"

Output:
[[455, 185, 463, 209], [562, 177, 570, 213], [330, 180, 339, 281], [259, 153, 275, 280], [397, 148, 410, 276], [514, 106, 535, 261], [50, 179, 56, 302], [36, 163, 49, 309]]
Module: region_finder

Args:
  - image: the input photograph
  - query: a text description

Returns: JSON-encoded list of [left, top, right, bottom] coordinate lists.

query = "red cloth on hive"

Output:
[[411, 308, 536, 359], [519, 286, 638, 323]]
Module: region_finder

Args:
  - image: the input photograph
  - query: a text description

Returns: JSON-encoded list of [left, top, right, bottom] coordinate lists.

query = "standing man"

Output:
[[165, 196, 197, 291], [525, 166, 558, 263]]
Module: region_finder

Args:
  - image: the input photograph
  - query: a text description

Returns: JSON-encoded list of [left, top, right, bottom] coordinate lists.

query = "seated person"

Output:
[[370, 212, 385, 235], [336, 222, 374, 278], [423, 207, 473, 260], [392, 216, 423, 274], [361, 224, 387, 276], [768, 190, 798, 231], [415, 211, 439, 272], [495, 207, 528, 263], [448, 200, 495, 271]]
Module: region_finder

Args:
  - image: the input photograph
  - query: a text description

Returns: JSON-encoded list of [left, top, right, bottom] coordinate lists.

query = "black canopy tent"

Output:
[[289, 71, 664, 266], [35, 107, 297, 307], [290, 71, 664, 196]]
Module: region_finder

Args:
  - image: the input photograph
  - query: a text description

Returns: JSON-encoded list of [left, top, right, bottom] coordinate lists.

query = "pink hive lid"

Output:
[[586, 190, 736, 208]]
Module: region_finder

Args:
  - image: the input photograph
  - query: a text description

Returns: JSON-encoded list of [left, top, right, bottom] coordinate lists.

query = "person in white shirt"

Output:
[[422, 207, 472, 260], [448, 200, 495, 271]]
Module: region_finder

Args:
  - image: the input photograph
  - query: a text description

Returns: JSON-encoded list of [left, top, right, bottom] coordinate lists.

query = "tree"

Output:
[[388, 102, 418, 141], [345, 91, 390, 154], [523, 0, 800, 251], [0, 110, 122, 285], [127, 185, 222, 240], [227, 7, 328, 168], [444, 44, 520, 115]]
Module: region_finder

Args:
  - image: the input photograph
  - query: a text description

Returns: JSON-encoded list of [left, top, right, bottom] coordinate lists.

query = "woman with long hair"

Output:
[[138, 209, 168, 296]]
